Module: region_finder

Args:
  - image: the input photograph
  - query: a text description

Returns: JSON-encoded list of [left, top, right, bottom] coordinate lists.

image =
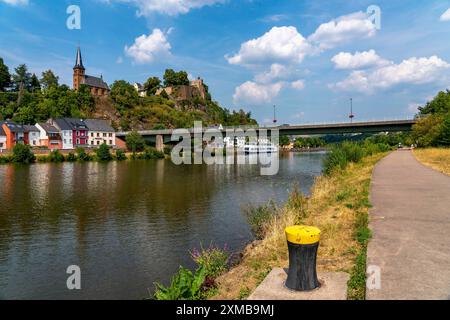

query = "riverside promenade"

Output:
[[367, 150, 450, 300]]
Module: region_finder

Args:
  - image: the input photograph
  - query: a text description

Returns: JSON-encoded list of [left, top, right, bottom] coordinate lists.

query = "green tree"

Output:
[[96, 143, 113, 161], [40, 70, 59, 90], [163, 69, 189, 87], [12, 143, 35, 163], [438, 113, 450, 146], [418, 90, 450, 115], [412, 115, 444, 147], [280, 135, 290, 146], [125, 131, 146, 152], [30, 74, 41, 92], [110, 80, 139, 110], [12, 64, 32, 92], [0, 57, 11, 91], [144, 76, 161, 95]]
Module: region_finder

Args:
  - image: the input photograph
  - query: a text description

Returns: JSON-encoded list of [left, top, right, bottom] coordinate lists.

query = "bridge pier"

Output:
[[156, 134, 164, 153]]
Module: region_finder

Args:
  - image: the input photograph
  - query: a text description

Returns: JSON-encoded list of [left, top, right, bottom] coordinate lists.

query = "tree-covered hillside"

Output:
[[0, 59, 257, 129]]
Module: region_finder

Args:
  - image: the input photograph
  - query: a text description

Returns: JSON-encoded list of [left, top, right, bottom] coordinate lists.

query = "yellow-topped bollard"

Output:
[[285, 226, 321, 291]]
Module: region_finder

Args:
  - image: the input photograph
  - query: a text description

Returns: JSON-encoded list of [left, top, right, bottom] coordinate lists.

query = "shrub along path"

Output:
[[367, 150, 450, 300]]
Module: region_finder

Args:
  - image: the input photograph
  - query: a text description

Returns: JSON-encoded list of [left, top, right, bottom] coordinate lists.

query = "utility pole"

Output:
[[349, 98, 355, 123]]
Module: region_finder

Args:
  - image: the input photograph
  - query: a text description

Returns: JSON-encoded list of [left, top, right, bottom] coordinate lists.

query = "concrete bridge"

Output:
[[116, 119, 417, 151]]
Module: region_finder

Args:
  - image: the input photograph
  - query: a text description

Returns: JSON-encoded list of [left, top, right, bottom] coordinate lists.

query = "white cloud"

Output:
[[291, 80, 305, 90], [254, 64, 289, 83], [308, 12, 376, 50], [116, 56, 123, 64], [102, 0, 225, 16], [124, 28, 171, 64], [226, 26, 312, 66], [331, 50, 389, 70], [332, 56, 450, 93], [233, 81, 284, 105], [1, 0, 28, 5], [440, 8, 450, 21]]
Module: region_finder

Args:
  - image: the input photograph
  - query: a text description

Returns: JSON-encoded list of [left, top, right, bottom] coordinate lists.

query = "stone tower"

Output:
[[73, 47, 85, 91]]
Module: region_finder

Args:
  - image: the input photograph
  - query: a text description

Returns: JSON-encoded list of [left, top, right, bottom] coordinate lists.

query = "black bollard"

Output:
[[285, 226, 321, 291]]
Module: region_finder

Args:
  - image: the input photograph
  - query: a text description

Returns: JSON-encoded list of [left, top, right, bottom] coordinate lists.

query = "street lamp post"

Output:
[[273, 105, 277, 124], [349, 98, 355, 123]]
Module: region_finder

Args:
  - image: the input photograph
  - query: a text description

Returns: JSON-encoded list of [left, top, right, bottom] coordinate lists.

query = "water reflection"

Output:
[[0, 152, 325, 299]]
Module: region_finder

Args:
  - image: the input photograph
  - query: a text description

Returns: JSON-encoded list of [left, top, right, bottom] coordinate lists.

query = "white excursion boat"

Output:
[[242, 142, 278, 154]]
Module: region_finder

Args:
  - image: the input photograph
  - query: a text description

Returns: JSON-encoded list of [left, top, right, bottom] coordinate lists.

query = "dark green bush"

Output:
[[49, 149, 65, 162], [141, 146, 164, 160], [76, 147, 91, 161], [95, 143, 112, 161], [115, 149, 127, 161], [323, 141, 392, 175], [66, 152, 77, 162], [12, 144, 35, 164], [0, 155, 13, 164]]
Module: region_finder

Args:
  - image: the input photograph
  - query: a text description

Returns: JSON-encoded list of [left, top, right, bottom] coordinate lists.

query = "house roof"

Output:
[[24, 125, 39, 132], [83, 75, 109, 90], [3, 122, 25, 133], [52, 118, 72, 131], [53, 118, 88, 130], [85, 119, 115, 132], [38, 123, 59, 134]]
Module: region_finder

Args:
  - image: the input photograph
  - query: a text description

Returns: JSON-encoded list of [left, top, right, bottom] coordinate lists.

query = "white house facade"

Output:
[[85, 119, 116, 147]]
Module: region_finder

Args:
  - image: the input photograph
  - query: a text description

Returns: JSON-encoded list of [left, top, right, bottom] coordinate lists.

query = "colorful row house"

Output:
[[1, 122, 40, 150], [0, 118, 116, 151]]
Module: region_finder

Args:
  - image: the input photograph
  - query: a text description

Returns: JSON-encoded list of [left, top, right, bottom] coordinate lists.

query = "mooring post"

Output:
[[156, 134, 164, 153], [285, 225, 321, 291]]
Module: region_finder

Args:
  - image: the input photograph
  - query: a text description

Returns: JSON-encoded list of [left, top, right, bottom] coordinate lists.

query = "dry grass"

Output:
[[211, 153, 387, 300], [413, 148, 450, 176]]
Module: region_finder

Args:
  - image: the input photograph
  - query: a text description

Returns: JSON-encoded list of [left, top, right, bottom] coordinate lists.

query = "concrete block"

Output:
[[248, 268, 349, 300]]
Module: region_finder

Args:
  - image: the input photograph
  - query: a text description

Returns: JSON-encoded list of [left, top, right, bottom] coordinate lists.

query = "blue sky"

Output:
[[1, 0, 450, 124]]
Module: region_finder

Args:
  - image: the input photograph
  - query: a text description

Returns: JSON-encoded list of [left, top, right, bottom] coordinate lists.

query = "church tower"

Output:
[[73, 47, 85, 91]]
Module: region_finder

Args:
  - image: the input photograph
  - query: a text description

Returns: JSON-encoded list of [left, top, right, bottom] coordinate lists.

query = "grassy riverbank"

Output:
[[413, 148, 450, 176], [211, 150, 388, 300], [0, 144, 166, 164]]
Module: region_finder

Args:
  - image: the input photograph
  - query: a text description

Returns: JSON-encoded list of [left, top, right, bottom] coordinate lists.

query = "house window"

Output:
[[64, 139, 66, 144], [103, 133, 107, 137], [109, 140, 112, 145], [97, 133, 100, 137], [69, 139, 72, 144], [91, 133, 94, 137], [97, 141, 100, 145], [76, 139, 80, 144], [91, 141, 94, 145], [77, 131, 79, 136], [109, 133, 112, 137]]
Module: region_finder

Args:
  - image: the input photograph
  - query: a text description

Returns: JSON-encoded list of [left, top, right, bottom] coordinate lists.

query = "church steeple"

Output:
[[74, 46, 85, 70], [73, 46, 85, 91]]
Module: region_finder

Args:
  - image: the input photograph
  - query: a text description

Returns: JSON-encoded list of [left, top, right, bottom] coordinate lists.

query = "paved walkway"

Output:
[[367, 150, 450, 300]]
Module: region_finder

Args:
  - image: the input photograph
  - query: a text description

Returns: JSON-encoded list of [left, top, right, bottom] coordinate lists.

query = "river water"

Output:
[[0, 152, 325, 299]]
